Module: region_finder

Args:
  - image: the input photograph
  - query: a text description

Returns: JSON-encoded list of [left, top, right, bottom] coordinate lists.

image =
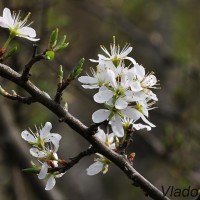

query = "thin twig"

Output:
[[50, 146, 97, 173], [54, 79, 71, 103], [54, 58, 84, 104], [0, 86, 36, 104], [117, 125, 134, 155], [21, 45, 46, 82]]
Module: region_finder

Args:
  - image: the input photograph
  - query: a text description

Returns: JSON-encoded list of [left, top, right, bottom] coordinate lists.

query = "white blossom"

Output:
[[122, 117, 152, 131], [78, 65, 109, 89], [45, 173, 65, 191], [95, 128, 116, 150], [21, 122, 61, 152], [90, 37, 136, 66], [21, 122, 65, 191], [131, 63, 158, 101], [0, 7, 39, 41], [86, 154, 111, 176], [86, 129, 115, 176]]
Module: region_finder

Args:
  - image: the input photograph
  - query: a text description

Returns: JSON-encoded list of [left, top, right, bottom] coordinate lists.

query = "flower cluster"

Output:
[[79, 38, 158, 138], [21, 122, 64, 190], [81, 38, 159, 175]]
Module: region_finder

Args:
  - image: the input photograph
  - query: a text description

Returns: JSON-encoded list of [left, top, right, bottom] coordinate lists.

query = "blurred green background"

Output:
[[0, 0, 200, 200]]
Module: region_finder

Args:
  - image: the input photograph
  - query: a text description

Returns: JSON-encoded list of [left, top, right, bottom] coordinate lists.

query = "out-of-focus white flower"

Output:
[[0, 7, 39, 41], [21, 122, 61, 152]]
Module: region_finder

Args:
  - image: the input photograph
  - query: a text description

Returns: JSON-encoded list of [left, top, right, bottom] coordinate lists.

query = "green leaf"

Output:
[[45, 50, 55, 60], [22, 168, 40, 174], [54, 35, 69, 52], [49, 28, 58, 49], [68, 58, 85, 80], [58, 65, 63, 83]]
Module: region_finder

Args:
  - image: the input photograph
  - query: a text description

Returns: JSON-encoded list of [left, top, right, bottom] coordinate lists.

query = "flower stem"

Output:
[[3, 35, 14, 49]]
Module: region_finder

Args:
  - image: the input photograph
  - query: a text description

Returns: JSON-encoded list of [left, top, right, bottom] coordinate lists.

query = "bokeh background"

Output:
[[0, 0, 200, 200]]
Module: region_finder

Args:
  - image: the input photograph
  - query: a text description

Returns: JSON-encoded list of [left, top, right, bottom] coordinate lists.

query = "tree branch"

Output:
[[54, 58, 84, 103], [0, 86, 36, 104], [0, 62, 170, 200]]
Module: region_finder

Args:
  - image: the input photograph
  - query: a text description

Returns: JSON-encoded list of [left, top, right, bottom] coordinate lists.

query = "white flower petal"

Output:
[[133, 123, 151, 131], [96, 128, 106, 143], [89, 59, 99, 63], [38, 162, 48, 179], [110, 115, 124, 138], [134, 63, 145, 81], [30, 148, 46, 158], [131, 81, 143, 92], [40, 122, 52, 139], [3, 8, 13, 27], [125, 56, 136, 65], [98, 54, 110, 61], [121, 107, 141, 121], [115, 98, 128, 110], [109, 143, 116, 150], [22, 35, 40, 41], [121, 74, 132, 89], [55, 172, 66, 178], [21, 130, 36, 143], [0, 16, 8, 28], [140, 115, 156, 127], [143, 75, 157, 87], [147, 90, 158, 101], [92, 109, 110, 123], [78, 76, 98, 84], [18, 26, 36, 37], [45, 175, 56, 191], [86, 161, 104, 176], [44, 133, 61, 152], [108, 133, 115, 144], [120, 47, 132, 58], [44, 133, 62, 143], [98, 85, 108, 91], [82, 85, 99, 89], [105, 69, 117, 88], [94, 89, 113, 103], [125, 91, 144, 102], [132, 91, 146, 101]]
